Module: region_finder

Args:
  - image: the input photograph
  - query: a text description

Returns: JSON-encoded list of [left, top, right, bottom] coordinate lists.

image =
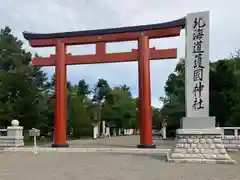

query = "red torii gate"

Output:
[[23, 18, 185, 148]]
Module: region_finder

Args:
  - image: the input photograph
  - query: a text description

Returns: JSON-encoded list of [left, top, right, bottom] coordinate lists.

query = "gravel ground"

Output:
[[0, 151, 239, 180]]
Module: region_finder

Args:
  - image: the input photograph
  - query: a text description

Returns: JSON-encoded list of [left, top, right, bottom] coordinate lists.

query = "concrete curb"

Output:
[[3, 147, 171, 154]]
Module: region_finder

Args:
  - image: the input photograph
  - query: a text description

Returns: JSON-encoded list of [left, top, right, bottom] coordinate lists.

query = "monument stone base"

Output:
[[181, 117, 216, 129], [167, 128, 236, 164]]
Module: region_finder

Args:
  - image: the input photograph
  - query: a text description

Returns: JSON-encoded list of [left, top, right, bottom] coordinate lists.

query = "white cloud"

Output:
[[0, 0, 240, 108]]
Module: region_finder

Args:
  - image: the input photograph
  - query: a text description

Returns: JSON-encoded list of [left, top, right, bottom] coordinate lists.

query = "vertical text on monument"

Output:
[[185, 11, 209, 117]]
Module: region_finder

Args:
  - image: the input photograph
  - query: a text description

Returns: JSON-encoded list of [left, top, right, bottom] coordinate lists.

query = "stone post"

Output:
[[106, 127, 110, 135], [102, 121, 106, 136], [118, 128, 122, 136], [113, 128, 116, 136], [161, 126, 166, 140], [93, 123, 98, 139], [167, 11, 235, 164], [161, 120, 167, 140], [7, 120, 24, 147], [234, 129, 238, 137], [106, 127, 110, 139]]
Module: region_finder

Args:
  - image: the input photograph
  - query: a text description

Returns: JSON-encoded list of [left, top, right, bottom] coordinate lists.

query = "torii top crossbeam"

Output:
[[23, 17, 185, 44], [23, 18, 185, 66]]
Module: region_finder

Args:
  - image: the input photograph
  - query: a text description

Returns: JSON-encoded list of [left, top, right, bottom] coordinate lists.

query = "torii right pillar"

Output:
[[167, 11, 235, 164]]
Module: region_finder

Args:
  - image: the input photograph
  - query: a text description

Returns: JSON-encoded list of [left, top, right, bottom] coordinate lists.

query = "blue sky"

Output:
[[1, 0, 240, 108]]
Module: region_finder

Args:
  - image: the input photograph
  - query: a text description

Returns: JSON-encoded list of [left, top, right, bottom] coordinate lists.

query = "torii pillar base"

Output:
[[52, 143, 69, 148], [137, 144, 156, 148]]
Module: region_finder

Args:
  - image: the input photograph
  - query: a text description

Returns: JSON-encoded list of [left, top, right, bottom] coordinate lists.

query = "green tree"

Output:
[[152, 107, 162, 129], [92, 78, 111, 103], [0, 26, 50, 131], [77, 79, 90, 101], [92, 78, 111, 125], [102, 85, 137, 129], [160, 59, 185, 129], [210, 60, 237, 126], [68, 95, 92, 138]]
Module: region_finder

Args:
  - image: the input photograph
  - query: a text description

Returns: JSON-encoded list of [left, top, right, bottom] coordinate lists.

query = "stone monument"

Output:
[[167, 11, 236, 164]]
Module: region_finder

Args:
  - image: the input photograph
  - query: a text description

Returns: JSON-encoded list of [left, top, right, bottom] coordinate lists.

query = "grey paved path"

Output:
[[0, 151, 240, 180], [65, 135, 175, 149], [0, 136, 239, 179]]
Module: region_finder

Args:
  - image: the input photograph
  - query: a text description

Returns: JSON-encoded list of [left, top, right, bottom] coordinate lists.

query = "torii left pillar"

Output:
[[137, 34, 155, 148], [52, 41, 69, 147]]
